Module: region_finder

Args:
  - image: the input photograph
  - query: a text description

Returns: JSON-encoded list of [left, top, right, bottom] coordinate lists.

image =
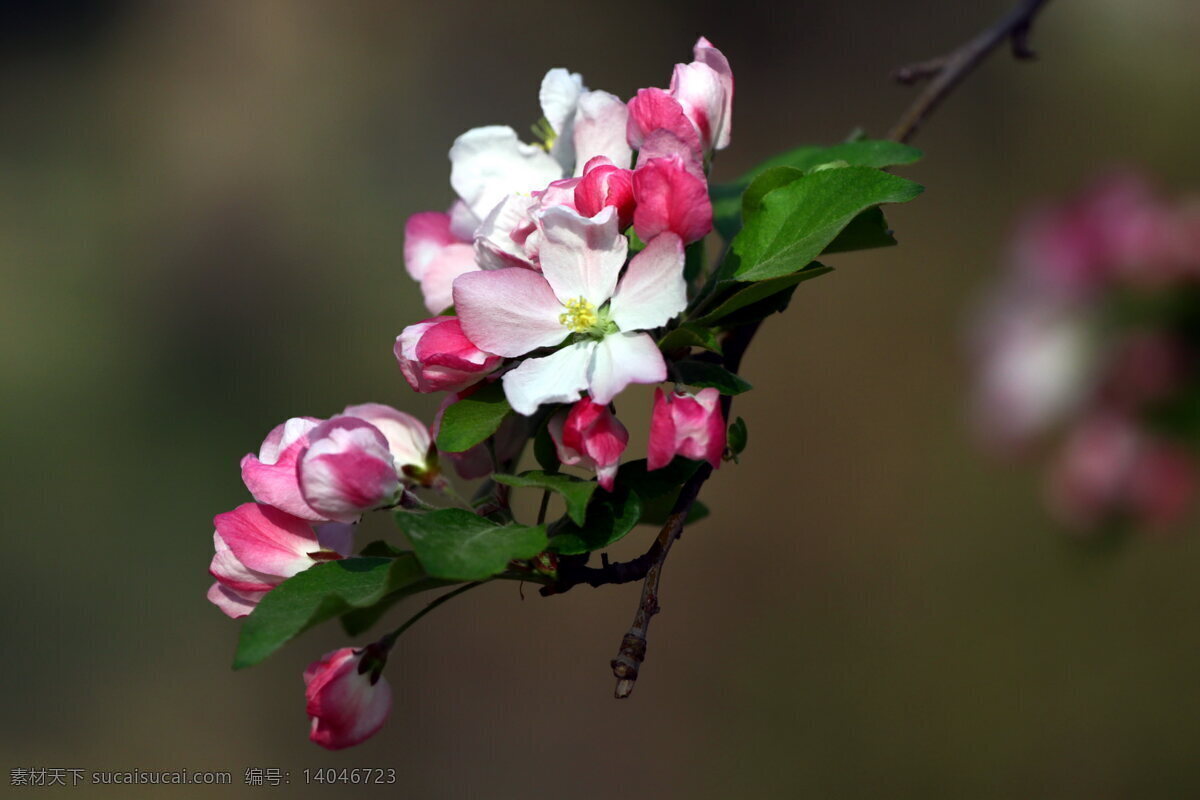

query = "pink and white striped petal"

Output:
[[305, 648, 394, 750], [342, 403, 432, 473], [212, 503, 322, 582], [299, 418, 400, 524], [207, 582, 267, 619]]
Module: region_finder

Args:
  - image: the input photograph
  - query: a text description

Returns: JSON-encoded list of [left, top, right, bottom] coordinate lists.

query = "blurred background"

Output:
[[4, 0, 1200, 796]]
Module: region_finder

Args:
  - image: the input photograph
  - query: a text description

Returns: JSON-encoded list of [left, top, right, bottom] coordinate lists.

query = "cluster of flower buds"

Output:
[[397, 36, 732, 471], [210, 39, 734, 750], [971, 173, 1200, 533]]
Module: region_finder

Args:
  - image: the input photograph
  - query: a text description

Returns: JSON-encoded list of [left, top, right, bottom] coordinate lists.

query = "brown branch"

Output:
[[888, 0, 1053, 143], [591, 0, 1058, 700]]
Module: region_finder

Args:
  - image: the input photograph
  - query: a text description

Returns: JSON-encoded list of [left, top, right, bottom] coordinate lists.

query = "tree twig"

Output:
[[888, 0, 1053, 143]]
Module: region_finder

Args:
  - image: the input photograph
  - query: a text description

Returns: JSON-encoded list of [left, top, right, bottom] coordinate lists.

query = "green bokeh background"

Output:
[[4, 1, 1200, 797]]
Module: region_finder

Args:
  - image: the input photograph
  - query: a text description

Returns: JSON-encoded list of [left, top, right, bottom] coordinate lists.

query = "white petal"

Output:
[[447, 200, 481, 241], [587, 332, 667, 405], [609, 232, 687, 332], [473, 193, 537, 270], [453, 268, 567, 357], [538, 205, 626, 306], [502, 342, 595, 415], [540, 68, 586, 170], [449, 126, 563, 220], [573, 90, 633, 175]]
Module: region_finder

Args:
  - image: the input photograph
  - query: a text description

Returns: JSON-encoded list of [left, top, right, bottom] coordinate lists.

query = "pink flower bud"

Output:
[[239, 417, 327, 522], [575, 156, 635, 230], [548, 399, 629, 490], [632, 155, 712, 245], [207, 503, 352, 618], [648, 387, 725, 471], [298, 418, 400, 523], [304, 647, 393, 750], [342, 402, 438, 485], [394, 317, 501, 394], [626, 38, 733, 157]]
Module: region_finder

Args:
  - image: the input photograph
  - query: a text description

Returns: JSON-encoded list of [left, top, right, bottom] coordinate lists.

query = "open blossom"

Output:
[[207, 503, 353, 619], [395, 317, 501, 394], [304, 647, 393, 750], [454, 207, 686, 414], [548, 399, 629, 490], [648, 387, 726, 470], [627, 37, 733, 158], [299, 418, 400, 523]]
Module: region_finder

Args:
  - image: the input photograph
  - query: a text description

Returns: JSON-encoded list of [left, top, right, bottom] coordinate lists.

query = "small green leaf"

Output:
[[435, 382, 511, 453], [613, 458, 711, 527], [492, 470, 597, 526], [728, 417, 748, 457], [547, 489, 642, 555], [741, 166, 804, 219], [234, 555, 429, 669], [692, 263, 833, 326], [395, 508, 547, 581], [659, 322, 722, 355], [726, 167, 923, 282], [675, 360, 752, 395], [712, 140, 922, 238]]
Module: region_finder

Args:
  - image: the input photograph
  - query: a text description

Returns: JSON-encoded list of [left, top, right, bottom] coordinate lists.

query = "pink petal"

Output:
[[403, 211, 457, 282], [342, 403, 432, 471], [418, 242, 479, 315], [647, 388, 677, 471], [626, 88, 700, 156], [241, 441, 326, 522], [670, 61, 724, 153], [305, 648, 393, 750], [632, 155, 713, 245], [609, 232, 686, 332], [213, 503, 321, 579], [454, 268, 567, 357], [207, 581, 266, 619], [299, 418, 400, 524], [692, 37, 733, 150]]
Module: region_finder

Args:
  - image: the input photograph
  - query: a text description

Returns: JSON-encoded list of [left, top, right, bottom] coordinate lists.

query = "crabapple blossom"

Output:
[[207, 503, 353, 619], [648, 387, 726, 470], [239, 416, 326, 522], [548, 398, 629, 490], [395, 316, 501, 394], [304, 647, 393, 750], [341, 403, 437, 483], [453, 207, 687, 414], [632, 153, 713, 244], [298, 417, 401, 523]]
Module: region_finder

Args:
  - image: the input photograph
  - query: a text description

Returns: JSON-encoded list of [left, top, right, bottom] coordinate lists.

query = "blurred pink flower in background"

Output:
[[970, 171, 1200, 534]]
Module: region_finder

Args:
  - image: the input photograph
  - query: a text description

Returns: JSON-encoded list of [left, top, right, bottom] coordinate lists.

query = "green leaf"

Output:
[[692, 263, 833, 326], [659, 322, 722, 355], [712, 140, 922, 238], [234, 555, 429, 669], [728, 417, 748, 457], [435, 382, 511, 453], [492, 470, 597, 526], [395, 508, 547, 581], [726, 166, 923, 282], [547, 489, 642, 555], [822, 207, 898, 254], [611, 458, 709, 527], [741, 166, 804, 220], [675, 360, 752, 395]]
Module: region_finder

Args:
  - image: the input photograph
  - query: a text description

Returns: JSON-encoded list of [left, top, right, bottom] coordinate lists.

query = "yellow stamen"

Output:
[[559, 297, 598, 333]]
